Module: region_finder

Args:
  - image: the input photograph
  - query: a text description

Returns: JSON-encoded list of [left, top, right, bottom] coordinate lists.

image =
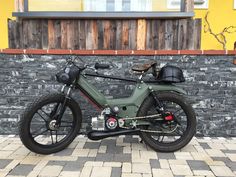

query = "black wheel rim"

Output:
[[144, 99, 189, 145], [29, 101, 76, 147]]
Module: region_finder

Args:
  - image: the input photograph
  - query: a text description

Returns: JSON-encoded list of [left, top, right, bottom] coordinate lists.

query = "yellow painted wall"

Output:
[[195, 0, 236, 50], [153, 0, 169, 11], [0, 0, 14, 49], [29, 0, 83, 12]]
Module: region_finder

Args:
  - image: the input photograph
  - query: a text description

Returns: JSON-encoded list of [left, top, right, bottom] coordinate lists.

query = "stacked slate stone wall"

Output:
[[0, 54, 235, 136]]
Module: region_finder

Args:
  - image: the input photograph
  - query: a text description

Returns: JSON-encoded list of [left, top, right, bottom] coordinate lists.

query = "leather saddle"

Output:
[[131, 61, 157, 73]]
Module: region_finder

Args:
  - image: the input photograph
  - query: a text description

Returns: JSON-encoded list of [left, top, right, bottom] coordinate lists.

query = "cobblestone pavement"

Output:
[[0, 135, 236, 177]]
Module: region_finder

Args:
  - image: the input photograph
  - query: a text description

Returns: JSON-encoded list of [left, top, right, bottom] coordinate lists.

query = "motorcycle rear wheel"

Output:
[[19, 93, 82, 154], [137, 92, 196, 152]]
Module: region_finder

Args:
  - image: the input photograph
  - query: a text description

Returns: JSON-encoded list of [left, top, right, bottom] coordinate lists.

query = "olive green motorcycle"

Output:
[[19, 59, 196, 154]]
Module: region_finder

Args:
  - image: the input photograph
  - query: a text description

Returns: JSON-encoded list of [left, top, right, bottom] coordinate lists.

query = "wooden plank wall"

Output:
[[8, 19, 201, 50]]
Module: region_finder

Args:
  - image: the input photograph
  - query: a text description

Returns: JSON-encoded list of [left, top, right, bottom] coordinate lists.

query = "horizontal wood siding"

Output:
[[8, 19, 201, 50]]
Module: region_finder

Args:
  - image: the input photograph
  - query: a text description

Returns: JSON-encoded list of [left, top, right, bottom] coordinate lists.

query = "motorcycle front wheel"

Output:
[[137, 92, 196, 152], [19, 93, 82, 154]]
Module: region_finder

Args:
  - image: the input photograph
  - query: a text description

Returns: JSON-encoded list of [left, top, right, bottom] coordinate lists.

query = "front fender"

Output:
[[149, 84, 187, 95]]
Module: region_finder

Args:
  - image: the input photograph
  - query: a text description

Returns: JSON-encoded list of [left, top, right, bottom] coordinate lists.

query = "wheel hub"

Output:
[[164, 112, 174, 121], [48, 120, 59, 130]]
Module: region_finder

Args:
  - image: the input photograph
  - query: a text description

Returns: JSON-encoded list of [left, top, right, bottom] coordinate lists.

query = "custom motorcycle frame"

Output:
[[61, 66, 186, 126], [19, 59, 196, 154]]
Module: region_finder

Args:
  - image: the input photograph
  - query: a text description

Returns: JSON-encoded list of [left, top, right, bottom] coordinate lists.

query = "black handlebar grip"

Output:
[[95, 63, 110, 69]]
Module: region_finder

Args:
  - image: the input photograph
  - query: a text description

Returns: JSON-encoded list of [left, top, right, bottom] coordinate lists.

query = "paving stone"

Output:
[[84, 161, 103, 167], [140, 151, 157, 159], [111, 167, 122, 177], [174, 152, 193, 160], [0, 151, 13, 158], [226, 153, 236, 162], [192, 170, 215, 176], [181, 145, 197, 152], [123, 146, 132, 154], [74, 142, 85, 149], [62, 157, 95, 171], [104, 162, 122, 167], [131, 143, 147, 151], [80, 166, 92, 177], [190, 152, 209, 161], [84, 142, 101, 149], [0, 159, 12, 169], [150, 159, 160, 168], [43, 155, 77, 162], [199, 142, 211, 149], [0, 136, 236, 177], [62, 161, 84, 171], [2, 144, 21, 151], [8, 164, 34, 176], [4, 160, 21, 170], [224, 144, 236, 150], [210, 165, 235, 176], [12, 147, 30, 156], [225, 162, 236, 171], [222, 150, 236, 154], [194, 145, 207, 153], [170, 164, 193, 176], [107, 146, 123, 154], [47, 160, 67, 166], [132, 163, 151, 174], [187, 160, 210, 170], [211, 157, 236, 171], [142, 174, 152, 177], [114, 154, 131, 162], [123, 136, 139, 144], [88, 149, 98, 157], [53, 148, 74, 156], [122, 163, 131, 173], [152, 169, 173, 177], [208, 142, 226, 150], [39, 165, 63, 177], [122, 173, 142, 177], [72, 148, 90, 157], [77, 157, 96, 163], [157, 152, 176, 159], [211, 157, 232, 163], [205, 149, 226, 157], [159, 159, 170, 169], [96, 153, 114, 162], [90, 166, 112, 177], [59, 171, 80, 177], [33, 160, 48, 171], [101, 139, 116, 146], [98, 145, 107, 153], [168, 160, 188, 165]]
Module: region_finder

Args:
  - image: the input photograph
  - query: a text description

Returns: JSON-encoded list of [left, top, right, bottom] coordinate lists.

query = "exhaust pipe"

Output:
[[87, 129, 140, 140]]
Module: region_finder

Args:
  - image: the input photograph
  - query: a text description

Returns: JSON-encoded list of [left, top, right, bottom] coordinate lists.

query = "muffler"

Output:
[[87, 129, 140, 140]]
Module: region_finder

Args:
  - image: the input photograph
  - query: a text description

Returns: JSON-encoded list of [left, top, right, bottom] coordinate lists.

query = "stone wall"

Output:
[[0, 54, 235, 136]]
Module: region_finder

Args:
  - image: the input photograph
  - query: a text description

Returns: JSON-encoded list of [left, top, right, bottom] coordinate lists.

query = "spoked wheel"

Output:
[[19, 93, 82, 154], [137, 92, 196, 152]]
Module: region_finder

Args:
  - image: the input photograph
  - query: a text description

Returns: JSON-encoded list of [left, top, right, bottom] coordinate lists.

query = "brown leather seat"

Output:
[[131, 61, 157, 73]]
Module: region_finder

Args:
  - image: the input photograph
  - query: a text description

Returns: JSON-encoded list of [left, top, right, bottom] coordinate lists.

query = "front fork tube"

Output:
[[55, 85, 72, 125]]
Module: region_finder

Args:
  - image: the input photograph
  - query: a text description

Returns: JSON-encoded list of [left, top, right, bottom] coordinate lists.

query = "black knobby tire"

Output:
[[137, 92, 196, 152], [19, 93, 82, 154]]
